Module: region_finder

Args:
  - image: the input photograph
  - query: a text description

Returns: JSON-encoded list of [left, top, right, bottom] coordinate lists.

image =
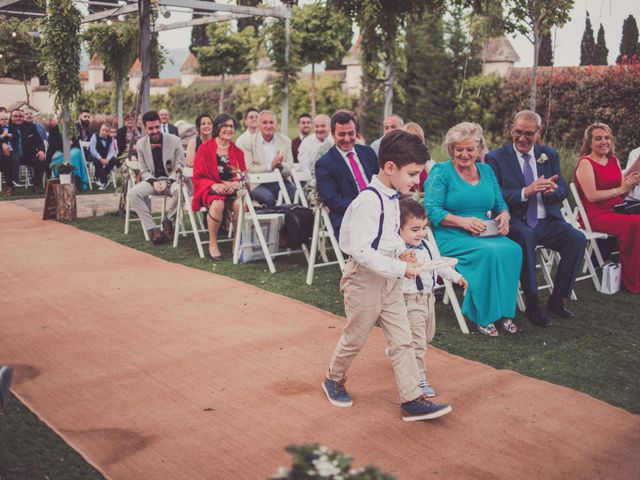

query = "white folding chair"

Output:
[[515, 246, 557, 312], [305, 205, 346, 285], [123, 160, 167, 241], [426, 226, 469, 334], [291, 168, 310, 207], [19, 165, 32, 187], [569, 182, 611, 268], [233, 170, 306, 273], [172, 167, 233, 258]]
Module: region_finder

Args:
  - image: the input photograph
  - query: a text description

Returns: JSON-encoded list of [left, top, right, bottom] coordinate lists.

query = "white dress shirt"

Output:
[[89, 134, 116, 162], [515, 145, 546, 219], [260, 134, 277, 171], [339, 175, 406, 278], [297, 134, 333, 174], [370, 136, 383, 155], [401, 241, 461, 294], [336, 147, 369, 191]]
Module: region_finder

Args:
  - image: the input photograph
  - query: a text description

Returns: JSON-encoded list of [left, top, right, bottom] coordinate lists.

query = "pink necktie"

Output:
[[347, 151, 367, 191]]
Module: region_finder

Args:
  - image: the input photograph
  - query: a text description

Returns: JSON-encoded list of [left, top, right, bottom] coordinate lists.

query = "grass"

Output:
[[2, 192, 639, 478]]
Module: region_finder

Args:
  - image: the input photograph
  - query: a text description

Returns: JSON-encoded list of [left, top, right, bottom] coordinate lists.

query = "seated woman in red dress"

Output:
[[192, 114, 246, 261], [575, 123, 640, 293]]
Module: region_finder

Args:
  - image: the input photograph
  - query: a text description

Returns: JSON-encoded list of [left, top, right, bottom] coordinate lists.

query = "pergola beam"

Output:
[[81, 3, 139, 23], [0, 0, 21, 8], [157, 0, 289, 19], [153, 13, 252, 33]]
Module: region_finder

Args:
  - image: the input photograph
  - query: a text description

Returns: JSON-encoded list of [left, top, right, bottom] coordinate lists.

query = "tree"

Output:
[[330, 0, 441, 120], [538, 30, 553, 66], [499, 0, 573, 109], [237, 0, 265, 37], [0, 17, 43, 106], [593, 24, 608, 65], [580, 11, 595, 65], [294, 3, 352, 117], [83, 21, 138, 125], [40, 0, 83, 163], [196, 23, 255, 113], [617, 15, 639, 64]]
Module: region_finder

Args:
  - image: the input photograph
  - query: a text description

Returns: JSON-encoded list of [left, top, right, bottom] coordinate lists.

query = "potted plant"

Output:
[[56, 162, 75, 185]]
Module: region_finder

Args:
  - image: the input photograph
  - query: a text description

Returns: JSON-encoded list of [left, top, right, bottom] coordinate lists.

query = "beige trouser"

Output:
[[328, 258, 422, 402], [404, 292, 436, 381], [129, 180, 180, 231]]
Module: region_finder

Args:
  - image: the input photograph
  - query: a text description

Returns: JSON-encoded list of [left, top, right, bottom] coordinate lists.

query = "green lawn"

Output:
[[2, 211, 639, 479]]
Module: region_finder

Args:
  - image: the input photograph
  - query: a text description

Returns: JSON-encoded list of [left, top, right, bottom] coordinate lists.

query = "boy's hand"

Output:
[[404, 262, 419, 279], [399, 250, 417, 262], [457, 277, 468, 289]]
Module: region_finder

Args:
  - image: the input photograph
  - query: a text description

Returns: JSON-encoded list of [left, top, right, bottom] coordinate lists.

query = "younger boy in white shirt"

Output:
[[322, 129, 453, 421], [397, 197, 467, 397]]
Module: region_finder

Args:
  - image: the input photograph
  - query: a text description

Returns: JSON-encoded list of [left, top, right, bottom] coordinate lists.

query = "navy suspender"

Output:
[[365, 186, 384, 250]]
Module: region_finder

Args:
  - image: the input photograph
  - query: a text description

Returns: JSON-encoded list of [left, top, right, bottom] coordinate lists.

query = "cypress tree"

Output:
[[593, 24, 608, 65], [617, 15, 639, 63], [580, 12, 595, 66], [539, 31, 554, 66]]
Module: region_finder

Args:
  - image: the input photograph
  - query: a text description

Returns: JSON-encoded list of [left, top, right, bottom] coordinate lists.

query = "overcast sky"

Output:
[[157, 0, 640, 69]]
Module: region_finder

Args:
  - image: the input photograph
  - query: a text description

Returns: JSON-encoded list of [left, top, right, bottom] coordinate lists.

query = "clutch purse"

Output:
[[478, 219, 499, 237]]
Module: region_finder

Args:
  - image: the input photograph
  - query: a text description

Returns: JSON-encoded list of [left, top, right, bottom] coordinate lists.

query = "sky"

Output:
[[155, 0, 640, 70]]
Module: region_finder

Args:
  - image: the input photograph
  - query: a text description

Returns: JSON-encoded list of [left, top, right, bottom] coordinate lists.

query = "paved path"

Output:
[[1, 202, 639, 480]]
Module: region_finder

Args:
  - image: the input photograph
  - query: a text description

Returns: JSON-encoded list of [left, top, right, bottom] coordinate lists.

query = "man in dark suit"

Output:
[[486, 110, 586, 327], [159, 109, 179, 136], [315, 111, 379, 235], [10, 109, 46, 193]]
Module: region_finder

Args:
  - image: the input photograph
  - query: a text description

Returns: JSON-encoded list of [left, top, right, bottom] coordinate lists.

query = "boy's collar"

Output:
[[371, 175, 400, 198]]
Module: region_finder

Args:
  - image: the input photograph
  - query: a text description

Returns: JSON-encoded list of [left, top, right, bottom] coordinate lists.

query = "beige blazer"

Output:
[[244, 132, 294, 177], [136, 133, 185, 181]]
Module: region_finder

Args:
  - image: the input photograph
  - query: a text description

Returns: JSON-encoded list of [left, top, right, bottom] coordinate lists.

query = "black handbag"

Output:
[[613, 200, 640, 215]]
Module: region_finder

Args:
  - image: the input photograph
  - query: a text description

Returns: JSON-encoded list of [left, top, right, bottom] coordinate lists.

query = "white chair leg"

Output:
[[306, 208, 321, 285]]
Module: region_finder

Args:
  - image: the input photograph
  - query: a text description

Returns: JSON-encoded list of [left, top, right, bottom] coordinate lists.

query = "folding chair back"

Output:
[[569, 182, 609, 267], [291, 168, 311, 207], [246, 170, 292, 205], [426, 226, 469, 334], [305, 205, 345, 284], [79, 141, 94, 190]]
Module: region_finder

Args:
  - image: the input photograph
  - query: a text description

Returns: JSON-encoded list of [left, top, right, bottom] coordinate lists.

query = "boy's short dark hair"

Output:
[[142, 110, 160, 126], [331, 110, 357, 134], [378, 130, 430, 169], [245, 107, 258, 119], [399, 197, 427, 226]]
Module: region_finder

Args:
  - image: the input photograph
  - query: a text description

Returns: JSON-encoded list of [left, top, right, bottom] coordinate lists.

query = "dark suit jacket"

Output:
[[163, 123, 178, 136], [291, 136, 302, 163], [46, 125, 63, 164], [116, 126, 142, 155], [315, 144, 379, 234], [486, 144, 567, 223], [15, 122, 45, 165]]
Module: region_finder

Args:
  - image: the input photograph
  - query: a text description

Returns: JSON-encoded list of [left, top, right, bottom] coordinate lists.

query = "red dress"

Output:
[[575, 156, 640, 293], [192, 139, 246, 211]]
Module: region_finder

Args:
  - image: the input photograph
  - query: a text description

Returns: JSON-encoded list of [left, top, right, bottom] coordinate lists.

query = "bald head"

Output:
[[314, 114, 331, 141], [383, 115, 404, 135]]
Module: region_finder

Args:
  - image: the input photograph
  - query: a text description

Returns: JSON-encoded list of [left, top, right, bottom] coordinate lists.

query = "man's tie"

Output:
[[522, 153, 538, 229], [347, 151, 367, 191], [16, 128, 23, 159], [162, 124, 167, 134]]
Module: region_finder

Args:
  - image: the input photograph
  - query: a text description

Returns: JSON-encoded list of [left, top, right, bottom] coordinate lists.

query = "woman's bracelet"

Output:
[[612, 187, 618, 198]]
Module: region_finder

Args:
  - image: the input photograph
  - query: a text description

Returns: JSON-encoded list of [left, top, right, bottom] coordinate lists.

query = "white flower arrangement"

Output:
[[537, 153, 549, 164]]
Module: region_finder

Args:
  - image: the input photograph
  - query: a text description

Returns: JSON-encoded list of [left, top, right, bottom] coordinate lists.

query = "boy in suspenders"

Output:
[[322, 130, 453, 421], [397, 198, 467, 398]]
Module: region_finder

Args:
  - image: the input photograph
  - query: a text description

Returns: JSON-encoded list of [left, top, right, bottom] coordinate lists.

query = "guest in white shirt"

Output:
[[297, 114, 333, 174], [370, 114, 404, 155], [244, 110, 296, 206], [235, 107, 259, 154]]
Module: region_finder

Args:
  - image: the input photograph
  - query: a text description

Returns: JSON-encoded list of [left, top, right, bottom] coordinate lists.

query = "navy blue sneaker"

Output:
[[401, 395, 451, 421], [0, 366, 14, 409], [322, 377, 353, 407]]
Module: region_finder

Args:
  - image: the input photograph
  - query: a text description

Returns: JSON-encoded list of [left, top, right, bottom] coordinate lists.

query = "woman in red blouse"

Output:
[[575, 123, 640, 293], [192, 113, 246, 260]]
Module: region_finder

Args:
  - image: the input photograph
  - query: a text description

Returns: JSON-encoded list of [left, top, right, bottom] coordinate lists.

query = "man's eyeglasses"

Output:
[[512, 128, 538, 138]]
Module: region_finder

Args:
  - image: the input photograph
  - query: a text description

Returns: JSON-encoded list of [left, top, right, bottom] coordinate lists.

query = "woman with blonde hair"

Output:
[[403, 122, 435, 191], [424, 122, 521, 336], [574, 123, 640, 293]]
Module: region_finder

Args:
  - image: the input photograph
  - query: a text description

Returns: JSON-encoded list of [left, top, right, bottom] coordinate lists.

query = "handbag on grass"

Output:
[[600, 263, 621, 294]]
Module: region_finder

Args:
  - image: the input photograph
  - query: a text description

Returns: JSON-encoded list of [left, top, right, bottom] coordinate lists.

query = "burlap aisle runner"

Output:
[[0, 202, 638, 479]]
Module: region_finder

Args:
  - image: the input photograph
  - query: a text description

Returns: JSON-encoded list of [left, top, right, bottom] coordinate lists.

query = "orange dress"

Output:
[[575, 156, 640, 293]]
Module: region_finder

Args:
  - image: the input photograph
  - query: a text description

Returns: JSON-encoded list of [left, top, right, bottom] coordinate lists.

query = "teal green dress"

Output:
[[424, 161, 522, 326]]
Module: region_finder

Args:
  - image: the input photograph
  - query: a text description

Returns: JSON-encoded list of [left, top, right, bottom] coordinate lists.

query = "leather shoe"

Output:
[[150, 228, 165, 245], [547, 295, 575, 319], [525, 297, 552, 327], [161, 218, 174, 241], [207, 251, 223, 261]]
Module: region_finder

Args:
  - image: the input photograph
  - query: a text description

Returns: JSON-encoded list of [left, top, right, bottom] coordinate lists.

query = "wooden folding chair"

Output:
[[232, 170, 306, 273], [426, 226, 469, 334]]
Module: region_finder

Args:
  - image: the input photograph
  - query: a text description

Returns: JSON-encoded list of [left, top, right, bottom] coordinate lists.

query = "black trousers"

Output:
[[0, 151, 20, 184], [92, 158, 117, 184]]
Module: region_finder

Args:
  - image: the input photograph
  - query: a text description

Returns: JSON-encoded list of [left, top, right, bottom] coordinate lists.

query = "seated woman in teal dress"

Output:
[[425, 122, 522, 336]]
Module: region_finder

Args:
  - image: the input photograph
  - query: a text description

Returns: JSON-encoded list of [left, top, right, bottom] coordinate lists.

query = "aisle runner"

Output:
[[1, 202, 638, 480]]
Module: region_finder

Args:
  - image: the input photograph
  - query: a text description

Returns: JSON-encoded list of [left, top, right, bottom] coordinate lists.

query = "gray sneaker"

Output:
[[0, 366, 14, 409], [420, 379, 436, 398]]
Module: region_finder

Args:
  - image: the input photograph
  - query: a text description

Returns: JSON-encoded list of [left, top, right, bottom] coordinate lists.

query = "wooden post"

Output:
[[43, 179, 77, 222]]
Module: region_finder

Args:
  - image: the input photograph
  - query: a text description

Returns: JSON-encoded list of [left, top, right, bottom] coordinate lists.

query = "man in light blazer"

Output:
[[130, 110, 185, 245], [315, 111, 379, 235], [244, 110, 297, 206], [486, 110, 586, 327]]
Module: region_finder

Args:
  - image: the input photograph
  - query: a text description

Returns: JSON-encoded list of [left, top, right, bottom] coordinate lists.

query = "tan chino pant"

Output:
[[328, 258, 422, 402], [404, 292, 436, 381]]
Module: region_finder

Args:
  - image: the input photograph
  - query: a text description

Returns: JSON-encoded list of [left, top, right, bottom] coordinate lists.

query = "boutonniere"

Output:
[[536, 153, 549, 164]]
